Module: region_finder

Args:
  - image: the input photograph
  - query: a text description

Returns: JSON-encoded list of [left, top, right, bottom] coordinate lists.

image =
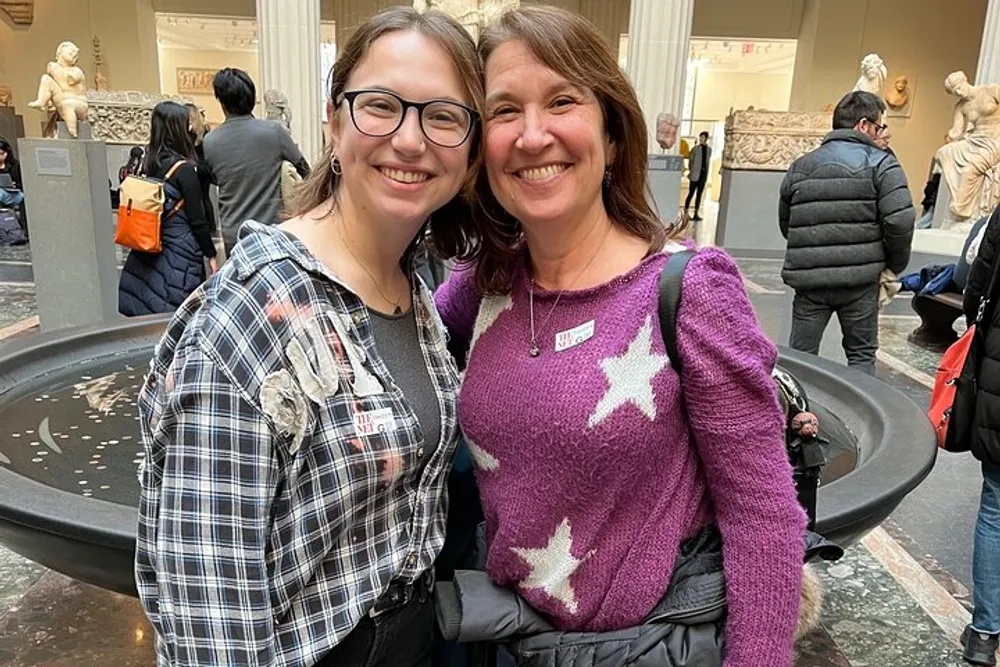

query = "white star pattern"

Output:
[[587, 315, 669, 428], [470, 294, 513, 354], [466, 437, 499, 471], [511, 518, 593, 615]]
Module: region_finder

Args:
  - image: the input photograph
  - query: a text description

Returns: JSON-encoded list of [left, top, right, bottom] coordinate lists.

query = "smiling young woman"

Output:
[[134, 8, 484, 667]]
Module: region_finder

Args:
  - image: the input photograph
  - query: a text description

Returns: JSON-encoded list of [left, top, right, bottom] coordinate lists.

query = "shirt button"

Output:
[[406, 554, 417, 568], [352, 312, 364, 324], [416, 448, 424, 458]]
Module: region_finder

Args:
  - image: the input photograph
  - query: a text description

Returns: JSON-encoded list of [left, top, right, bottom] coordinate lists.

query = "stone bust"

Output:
[[886, 75, 909, 108], [854, 53, 886, 95], [0, 84, 11, 107], [27, 41, 90, 138], [655, 112, 679, 151]]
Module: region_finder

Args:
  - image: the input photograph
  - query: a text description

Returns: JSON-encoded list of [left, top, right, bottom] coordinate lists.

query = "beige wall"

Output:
[[693, 0, 804, 40], [693, 71, 793, 121], [0, 0, 160, 138], [790, 0, 987, 199], [158, 48, 260, 125]]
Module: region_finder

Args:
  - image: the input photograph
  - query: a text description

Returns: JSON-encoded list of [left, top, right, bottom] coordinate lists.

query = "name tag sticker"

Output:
[[554, 320, 595, 352], [354, 407, 396, 437]]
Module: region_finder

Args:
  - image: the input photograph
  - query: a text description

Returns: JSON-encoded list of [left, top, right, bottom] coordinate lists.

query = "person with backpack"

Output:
[[957, 205, 1000, 665], [117, 101, 218, 316], [433, 7, 807, 666]]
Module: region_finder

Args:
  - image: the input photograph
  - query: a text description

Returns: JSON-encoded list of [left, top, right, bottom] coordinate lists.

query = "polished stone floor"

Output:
[[0, 240, 992, 667]]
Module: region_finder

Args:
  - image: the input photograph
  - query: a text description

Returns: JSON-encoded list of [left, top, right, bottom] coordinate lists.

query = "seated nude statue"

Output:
[[935, 71, 1000, 220], [28, 41, 89, 138]]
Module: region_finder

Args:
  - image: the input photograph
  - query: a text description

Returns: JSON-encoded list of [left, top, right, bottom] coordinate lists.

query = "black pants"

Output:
[[315, 574, 435, 667], [685, 177, 706, 215], [789, 284, 879, 375]]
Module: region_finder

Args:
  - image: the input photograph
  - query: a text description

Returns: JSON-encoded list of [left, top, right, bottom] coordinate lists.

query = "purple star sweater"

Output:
[[435, 247, 807, 667]]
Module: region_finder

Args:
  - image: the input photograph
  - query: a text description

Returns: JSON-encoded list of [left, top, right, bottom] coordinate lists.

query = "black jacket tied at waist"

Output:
[[435, 527, 727, 667]]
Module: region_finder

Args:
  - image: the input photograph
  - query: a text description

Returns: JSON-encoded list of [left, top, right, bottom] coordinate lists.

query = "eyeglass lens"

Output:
[[350, 91, 472, 147]]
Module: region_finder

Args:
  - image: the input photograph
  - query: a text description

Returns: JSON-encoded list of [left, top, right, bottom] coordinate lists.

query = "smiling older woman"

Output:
[[435, 5, 806, 667]]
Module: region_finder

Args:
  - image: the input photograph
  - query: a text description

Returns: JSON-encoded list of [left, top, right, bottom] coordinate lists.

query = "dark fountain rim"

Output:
[[0, 318, 938, 571], [0, 314, 171, 551], [780, 348, 938, 541]]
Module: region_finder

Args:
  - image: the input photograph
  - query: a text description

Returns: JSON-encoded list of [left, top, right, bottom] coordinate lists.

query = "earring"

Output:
[[331, 153, 342, 176], [603, 168, 612, 187]]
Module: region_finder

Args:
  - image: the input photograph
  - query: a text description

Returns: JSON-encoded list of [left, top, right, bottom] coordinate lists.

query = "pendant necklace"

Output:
[[528, 224, 611, 357], [338, 224, 404, 315]]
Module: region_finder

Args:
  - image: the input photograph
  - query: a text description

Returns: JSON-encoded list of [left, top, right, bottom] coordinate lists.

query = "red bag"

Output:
[[928, 325, 977, 451]]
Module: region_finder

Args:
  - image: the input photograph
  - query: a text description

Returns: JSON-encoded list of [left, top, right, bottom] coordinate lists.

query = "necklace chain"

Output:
[[337, 224, 404, 315], [528, 225, 611, 357]]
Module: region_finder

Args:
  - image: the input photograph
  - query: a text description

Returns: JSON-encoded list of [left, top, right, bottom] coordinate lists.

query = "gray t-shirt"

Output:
[[202, 115, 308, 252], [369, 309, 441, 471]]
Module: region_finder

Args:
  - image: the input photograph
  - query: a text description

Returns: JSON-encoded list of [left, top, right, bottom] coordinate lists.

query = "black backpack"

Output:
[[657, 250, 828, 529], [0, 209, 26, 246]]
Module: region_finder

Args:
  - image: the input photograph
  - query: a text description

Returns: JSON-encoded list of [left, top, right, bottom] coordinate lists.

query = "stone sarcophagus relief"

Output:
[[86, 90, 191, 144], [722, 110, 833, 172], [0, 0, 33, 25]]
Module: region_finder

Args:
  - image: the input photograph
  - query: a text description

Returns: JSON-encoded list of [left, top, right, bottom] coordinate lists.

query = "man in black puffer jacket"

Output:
[[779, 91, 915, 374]]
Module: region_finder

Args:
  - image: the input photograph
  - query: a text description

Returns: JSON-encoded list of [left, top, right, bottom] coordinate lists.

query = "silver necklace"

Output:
[[528, 225, 611, 357]]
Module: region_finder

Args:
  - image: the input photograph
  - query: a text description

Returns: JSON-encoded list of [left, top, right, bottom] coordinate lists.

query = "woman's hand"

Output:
[[208, 257, 219, 276]]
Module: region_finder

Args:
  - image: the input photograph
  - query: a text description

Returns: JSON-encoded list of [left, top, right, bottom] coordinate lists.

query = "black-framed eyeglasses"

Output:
[[337, 89, 478, 148], [865, 118, 889, 135]]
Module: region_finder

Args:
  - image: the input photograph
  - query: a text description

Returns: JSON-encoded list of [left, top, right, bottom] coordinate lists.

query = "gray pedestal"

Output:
[[715, 168, 786, 257], [647, 154, 684, 222], [18, 137, 120, 332]]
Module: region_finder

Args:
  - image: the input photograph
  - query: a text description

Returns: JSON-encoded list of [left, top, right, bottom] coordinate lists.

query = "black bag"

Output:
[[0, 208, 26, 246], [952, 239, 1000, 460], [656, 250, 842, 562]]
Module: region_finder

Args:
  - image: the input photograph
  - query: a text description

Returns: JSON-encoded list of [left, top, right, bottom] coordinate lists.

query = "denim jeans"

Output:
[[789, 284, 879, 375], [315, 573, 435, 667], [973, 461, 1000, 634], [0, 188, 23, 209]]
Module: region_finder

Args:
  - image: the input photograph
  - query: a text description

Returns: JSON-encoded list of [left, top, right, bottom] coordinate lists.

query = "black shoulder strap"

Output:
[[657, 249, 696, 371]]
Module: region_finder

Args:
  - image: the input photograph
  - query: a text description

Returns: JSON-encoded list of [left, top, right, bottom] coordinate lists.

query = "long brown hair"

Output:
[[290, 7, 483, 260], [466, 5, 683, 295]]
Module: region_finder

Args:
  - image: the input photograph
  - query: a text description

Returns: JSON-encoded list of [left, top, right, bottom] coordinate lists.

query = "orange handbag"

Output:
[[114, 160, 186, 253], [929, 325, 976, 451]]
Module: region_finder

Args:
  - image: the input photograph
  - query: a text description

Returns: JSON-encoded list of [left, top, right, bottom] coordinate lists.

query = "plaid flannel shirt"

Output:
[[135, 222, 460, 667]]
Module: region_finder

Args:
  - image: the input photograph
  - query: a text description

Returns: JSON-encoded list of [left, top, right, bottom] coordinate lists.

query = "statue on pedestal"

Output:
[[264, 89, 300, 208], [27, 41, 90, 138], [934, 71, 1000, 220], [264, 89, 292, 129], [655, 112, 679, 152], [853, 54, 886, 96]]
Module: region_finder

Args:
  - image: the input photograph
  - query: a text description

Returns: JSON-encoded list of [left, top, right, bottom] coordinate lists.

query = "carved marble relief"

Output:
[[722, 110, 832, 172]]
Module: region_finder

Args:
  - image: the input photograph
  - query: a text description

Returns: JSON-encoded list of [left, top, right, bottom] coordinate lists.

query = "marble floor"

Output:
[[0, 242, 993, 666]]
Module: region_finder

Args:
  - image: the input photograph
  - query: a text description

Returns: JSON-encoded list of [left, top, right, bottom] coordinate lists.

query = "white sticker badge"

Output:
[[354, 407, 396, 437], [554, 320, 595, 353]]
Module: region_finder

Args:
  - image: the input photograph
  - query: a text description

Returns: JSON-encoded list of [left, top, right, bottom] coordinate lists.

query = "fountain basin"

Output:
[[0, 317, 937, 597]]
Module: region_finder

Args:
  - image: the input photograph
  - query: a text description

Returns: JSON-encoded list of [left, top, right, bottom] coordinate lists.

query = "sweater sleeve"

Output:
[[434, 262, 480, 359], [172, 162, 217, 258], [675, 248, 806, 667]]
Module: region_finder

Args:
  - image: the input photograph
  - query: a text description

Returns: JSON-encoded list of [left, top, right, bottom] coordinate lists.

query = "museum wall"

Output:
[[693, 71, 793, 122], [158, 48, 260, 125], [789, 0, 988, 198], [0, 0, 161, 138]]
